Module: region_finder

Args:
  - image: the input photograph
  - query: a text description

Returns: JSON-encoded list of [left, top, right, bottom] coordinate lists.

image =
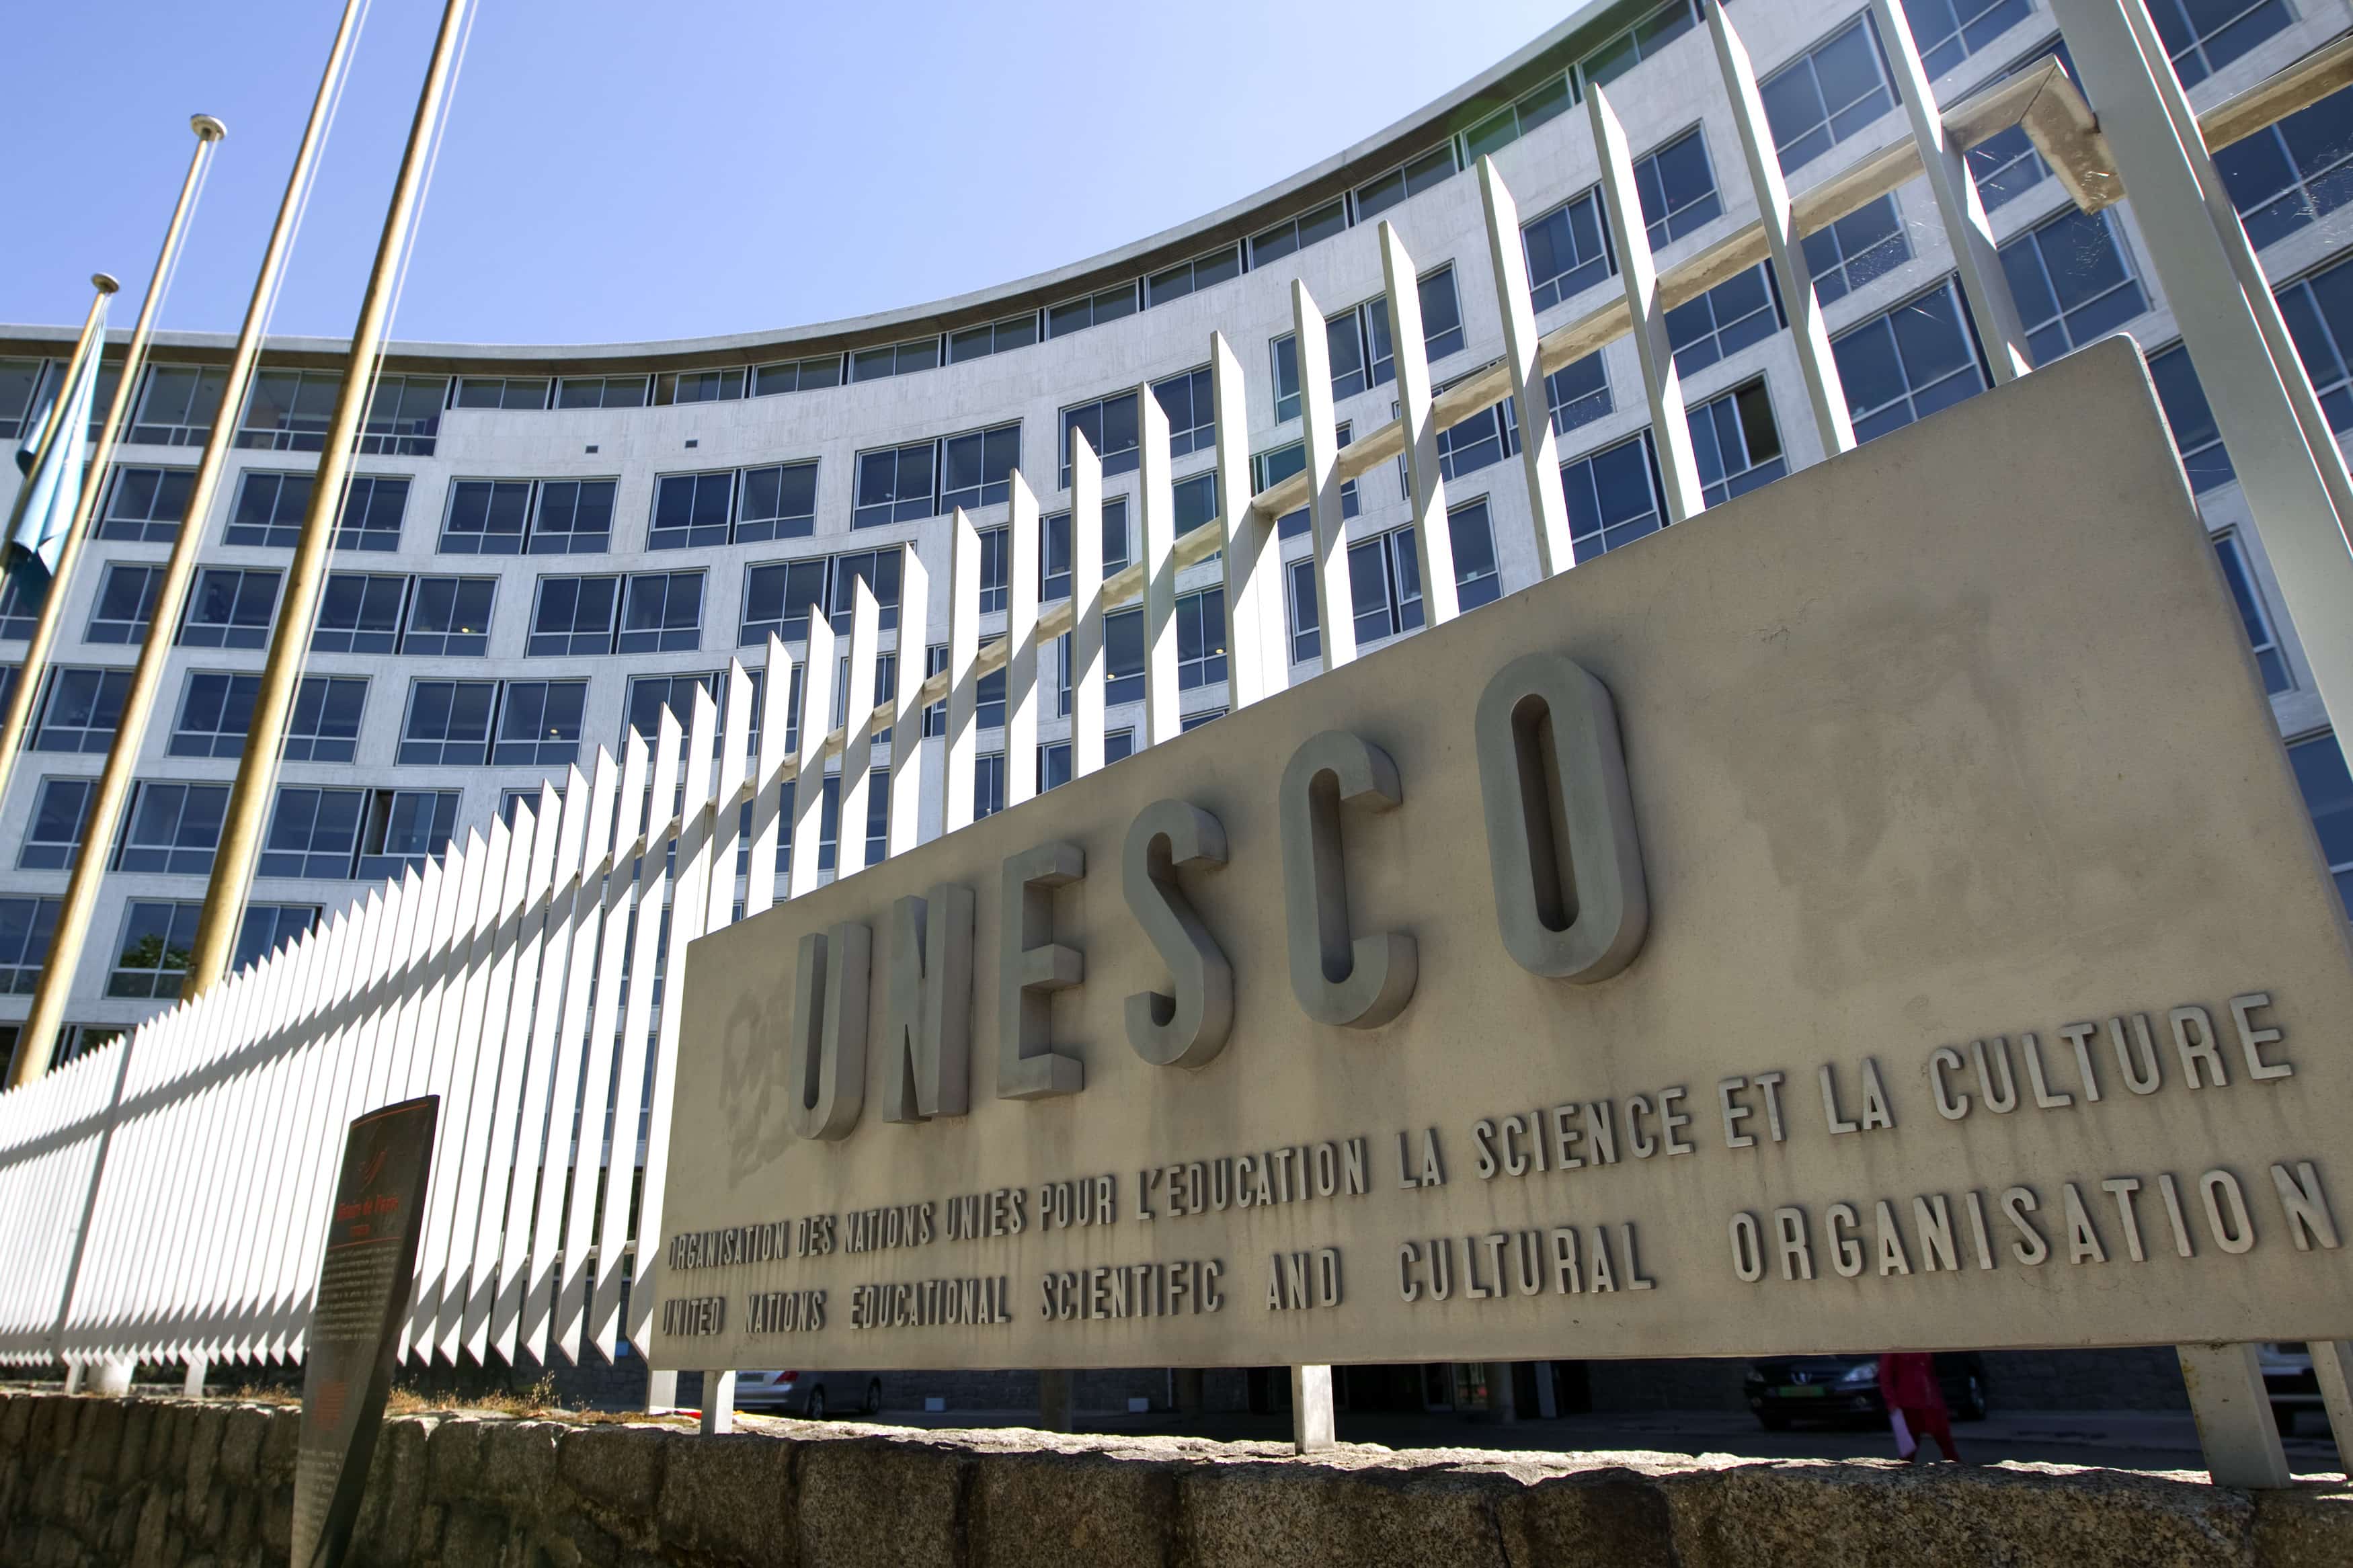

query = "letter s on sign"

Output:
[[1474, 652, 1647, 981], [1122, 800, 1234, 1069]]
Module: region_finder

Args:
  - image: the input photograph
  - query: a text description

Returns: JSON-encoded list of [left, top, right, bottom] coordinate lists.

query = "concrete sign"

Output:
[[656, 343, 2353, 1373]]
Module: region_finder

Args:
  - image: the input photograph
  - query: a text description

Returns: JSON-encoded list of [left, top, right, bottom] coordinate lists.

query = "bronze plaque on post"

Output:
[[292, 1096, 437, 1568]]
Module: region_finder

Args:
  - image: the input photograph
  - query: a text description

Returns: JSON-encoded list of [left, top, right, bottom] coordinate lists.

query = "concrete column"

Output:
[[645, 1368, 679, 1414], [61, 1364, 82, 1396], [1484, 1364, 1517, 1423], [2178, 1343, 2291, 1487], [1037, 1369, 1074, 1431], [701, 1370, 736, 1435], [1533, 1362, 1560, 1420], [1291, 1364, 1336, 1453], [182, 1358, 207, 1400], [91, 1358, 133, 1397], [2309, 1341, 2353, 1466]]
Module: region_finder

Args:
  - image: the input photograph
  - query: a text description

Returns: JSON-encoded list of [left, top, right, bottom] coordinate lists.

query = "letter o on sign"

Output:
[[1474, 652, 1647, 981]]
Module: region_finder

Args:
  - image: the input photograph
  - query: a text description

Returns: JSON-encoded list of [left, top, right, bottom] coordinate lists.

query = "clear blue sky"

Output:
[[1, 1, 1568, 347]]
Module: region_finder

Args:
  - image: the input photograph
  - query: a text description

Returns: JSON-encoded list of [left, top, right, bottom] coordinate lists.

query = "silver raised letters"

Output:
[[1473, 651, 1648, 981], [1279, 730, 1417, 1028], [1121, 800, 1235, 1069], [882, 884, 975, 1122], [998, 841, 1086, 1100], [787, 921, 871, 1141]]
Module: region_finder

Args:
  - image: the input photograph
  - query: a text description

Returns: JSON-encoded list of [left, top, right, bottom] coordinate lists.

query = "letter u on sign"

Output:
[[1474, 653, 1647, 981], [788, 921, 871, 1140]]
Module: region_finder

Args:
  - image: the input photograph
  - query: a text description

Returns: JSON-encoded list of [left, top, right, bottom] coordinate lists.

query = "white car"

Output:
[[733, 1369, 884, 1419]]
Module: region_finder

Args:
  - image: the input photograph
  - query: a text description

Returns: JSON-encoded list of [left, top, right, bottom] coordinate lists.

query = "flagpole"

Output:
[[180, 0, 475, 1005], [5, 4, 376, 1088], [0, 122, 223, 815], [0, 280, 114, 549]]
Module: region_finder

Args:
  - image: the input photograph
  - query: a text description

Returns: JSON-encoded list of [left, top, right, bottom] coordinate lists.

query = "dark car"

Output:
[[1743, 1352, 1989, 1430]]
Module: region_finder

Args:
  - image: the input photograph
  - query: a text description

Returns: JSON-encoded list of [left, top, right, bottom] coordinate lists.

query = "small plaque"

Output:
[[292, 1096, 437, 1568]]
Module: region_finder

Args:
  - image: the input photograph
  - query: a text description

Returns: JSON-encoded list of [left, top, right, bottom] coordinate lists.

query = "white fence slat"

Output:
[[705, 664, 752, 936], [1377, 219, 1462, 626], [1474, 157, 1579, 576], [1292, 279, 1357, 672], [943, 509, 983, 833], [787, 603, 837, 899], [1138, 385, 1181, 747], [1212, 332, 1283, 710], [1004, 474, 1043, 811], [838, 583, 883, 865], [888, 548, 932, 857], [745, 638, 796, 918], [1068, 433, 1107, 779]]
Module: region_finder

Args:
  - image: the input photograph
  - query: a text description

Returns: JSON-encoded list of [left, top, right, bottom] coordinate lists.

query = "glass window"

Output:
[[2212, 533, 2292, 694], [0, 358, 50, 442], [528, 575, 619, 657], [2147, 343, 2235, 493], [1580, 0, 1698, 88], [401, 576, 495, 657], [1524, 190, 1613, 313], [1153, 368, 1215, 458], [530, 479, 614, 554], [453, 376, 551, 410], [2288, 730, 2353, 913], [178, 567, 280, 649], [850, 338, 941, 382], [1287, 557, 1321, 665], [618, 571, 703, 653], [399, 679, 497, 765], [554, 375, 649, 409], [1831, 278, 1990, 442], [286, 675, 366, 764], [339, 474, 410, 552], [260, 786, 366, 879], [1666, 263, 1782, 376], [1419, 265, 1466, 361], [1348, 528, 1425, 645], [654, 368, 746, 405], [649, 470, 733, 550], [854, 441, 938, 528], [494, 679, 587, 766], [1247, 201, 1347, 267], [1037, 741, 1072, 795], [234, 903, 319, 974], [1146, 245, 1242, 306], [1907, 0, 2031, 77], [34, 667, 129, 754], [1546, 351, 1613, 436], [1801, 194, 1911, 304], [313, 573, 407, 655], [1761, 14, 1896, 170], [237, 368, 340, 452], [360, 375, 444, 456], [1176, 587, 1227, 690], [0, 897, 60, 993], [739, 559, 829, 647], [118, 780, 229, 874], [1449, 499, 1503, 610], [1437, 401, 1520, 483], [99, 465, 192, 544], [2219, 83, 2353, 249], [2151, 0, 2290, 89], [751, 356, 844, 396], [1040, 510, 1074, 603], [920, 645, 948, 738], [358, 789, 460, 882], [1967, 38, 2079, 212], [1173, 471, 1219, 534], [829, 548, 902, 633], [627, 671, 719, 743], [1689, 379, 1789, 506], [1999, 207, 2147, 364], [736, 460, 817, 542], [978, 525, 1009, 616], [1271, 334, 1302, 423], [171, 670, 258, 759], [971, 754, 1006, 822], [87, 563, 163, 645], [227, 470, 311, 550], [1062, 392, 1142, 485], [1464, 73, 1577, 161], [1106, 607, 1145, 706], [940, 422, 1021, 512], [1103, 493, 1135, 575], [948, 313, 1041, 363], [2276, 255, 2353, 432], [0, 570, 43, 641], [1180, 709, 1224, 732], [1328, 304, 1375, 402], [21, 778, 94, 870], [441, 479, 530, 554], [1045, 283, 1139, 339], [107, 901, 200, 999], [1563, 431, 1667, 562], [1634, 128, 1722, 249], [1355, 145, 1457, 220]]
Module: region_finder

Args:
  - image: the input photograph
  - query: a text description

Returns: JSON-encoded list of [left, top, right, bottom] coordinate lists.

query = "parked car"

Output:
[[733, 1370, 883, 1419], [1743, 1353, 1988, 1431], [2260, 1343, 2321, 1436]]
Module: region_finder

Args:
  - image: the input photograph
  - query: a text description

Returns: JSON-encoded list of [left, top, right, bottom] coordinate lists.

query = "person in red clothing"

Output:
[[1878, 1351, 1963, 1462]]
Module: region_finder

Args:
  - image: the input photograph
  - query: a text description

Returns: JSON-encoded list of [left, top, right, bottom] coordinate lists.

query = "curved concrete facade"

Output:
[[1, 0, 2348, 1055]]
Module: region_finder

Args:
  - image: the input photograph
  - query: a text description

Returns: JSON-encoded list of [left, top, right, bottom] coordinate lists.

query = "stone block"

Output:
[[559, 1424, 666, 1521], [442, 1499, 510, 1565], [1493, 1464, 1678, 1567], [3, 1394, 36, 1450], [255, 1407, 298, 1487], [1179, 1453, 1511, 1568], [426, 1416, 486, 1503], [69, 1401, 122, 1479], [967, 1442, 1179, 1568], [181, 1405, 221, 1506], [114, 1401, 155, 1485], [481, 1420, 566, 1518], [654, 1431, 798, 1568], [795, 1433, 968, 1567], [212, 1409, 266, 1486], [2251, 1487, 2353, 1568]]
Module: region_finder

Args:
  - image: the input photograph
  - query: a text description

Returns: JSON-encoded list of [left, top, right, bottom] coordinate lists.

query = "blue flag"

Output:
[[9, 311, 108, 577]]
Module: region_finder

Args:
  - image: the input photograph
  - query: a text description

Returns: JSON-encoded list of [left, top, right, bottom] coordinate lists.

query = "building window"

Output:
[[1248, 200, 1347, 268], [440, 479, 529, 554], [752, 355, 844, 396], [1349, 529, 1425, 645], [1181, 709, 1225, 732], [508, 787, 564, 830], [1907, 0, 2030, 77], [353, 375, 442, 455], [2147, 343, 2235, 493], [1635, 128, 1722, 249], [829, 548, 902, 632], [2213, 533, 2292, 695], [107, 901, 200, 999], [33, 667, 129, 754], [1524, 189, 1613, 313], [1666, 263, 1782, 376], [401, 576, 496, 657], [99, 466, 193, 544], [528, 575, 619, 657], [1999, 208, 2147, 365], [21, 778, 93, 870], [1047, 282, 1139, 339], [2218, 84, 2353, 249], [1449, 498, 1503, 611], [1038, 741, 1072, 794], [359, 790, 461, 881], [1041, 512, 1074, 604], [816, 774, 844, 869], [1689, 379, 1788, 506], [1437, 401, 1520, 483], [530, 479, 615, 554], [854, 440, 939, 528], [2288, 731, 2353, 913], [0, 359, 44, 442], [1176, 587, 1227, 690], [314, 573, 407, 655], [493, 679, 588, 766], [1286, 558, 1320, 665], [87, 563, 164, 645], [0, 571, 42, 640], [1564, 431, 1667, 563], [739, 559, 829, 647], [1802, 194, 1910, 304], [948, 313, 1041, 364], [1174, 470, 1220, 534], [454, 376, 551, 410], [2152, 0, 2290, 89], [649, 470, 734, 550], [0, 897, 60, 993], [1581, 0, 1699, 88], [171, 671, 257, 759], [227, 470, 311, 548], [1831, 278, 1989, 442], [861, 769, 890, 866], [1464, 73, 1577, 161], [735, 462, 818, 543], [237, 368, 339, 451], [940, 422, 1021, 513], [618, 571, 703, 653], [1154, 368, 1216, 458], [1355, 145, 1457, 220], [1419, 265, 1466, 361], [399, 679, 498, 765], [260, 786, 366, 879], [1106, 608, 1144, 706], [975, 526, 1010, 616], [1967, 38, 2077, 212], [1762, 14, 1896, 171], [1106, 729, 1137, 764], [1062, 391, 1142, 485], [554, 375, 649, 409], [1271, 334, 1302, 423], [289, 675, 367, 764], [850, 338, 941, 382], [335, 473, 407, 551], [1103, 493, 1134, 574], [235, 903, 319, 973], [178, 568, 280, 650], [2276, 256, 2353, 432], [118, 780, 229, 874], [626, 671, 719, 745], [654, 368, 745, 405], [1147, 246, 1242, 307], [961, 755, 1000, 823], [1546, 351, 1613, 436]]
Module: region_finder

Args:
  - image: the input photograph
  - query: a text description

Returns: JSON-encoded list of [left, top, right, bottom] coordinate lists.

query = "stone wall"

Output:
[[1, 1389, 2348, 1567]]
